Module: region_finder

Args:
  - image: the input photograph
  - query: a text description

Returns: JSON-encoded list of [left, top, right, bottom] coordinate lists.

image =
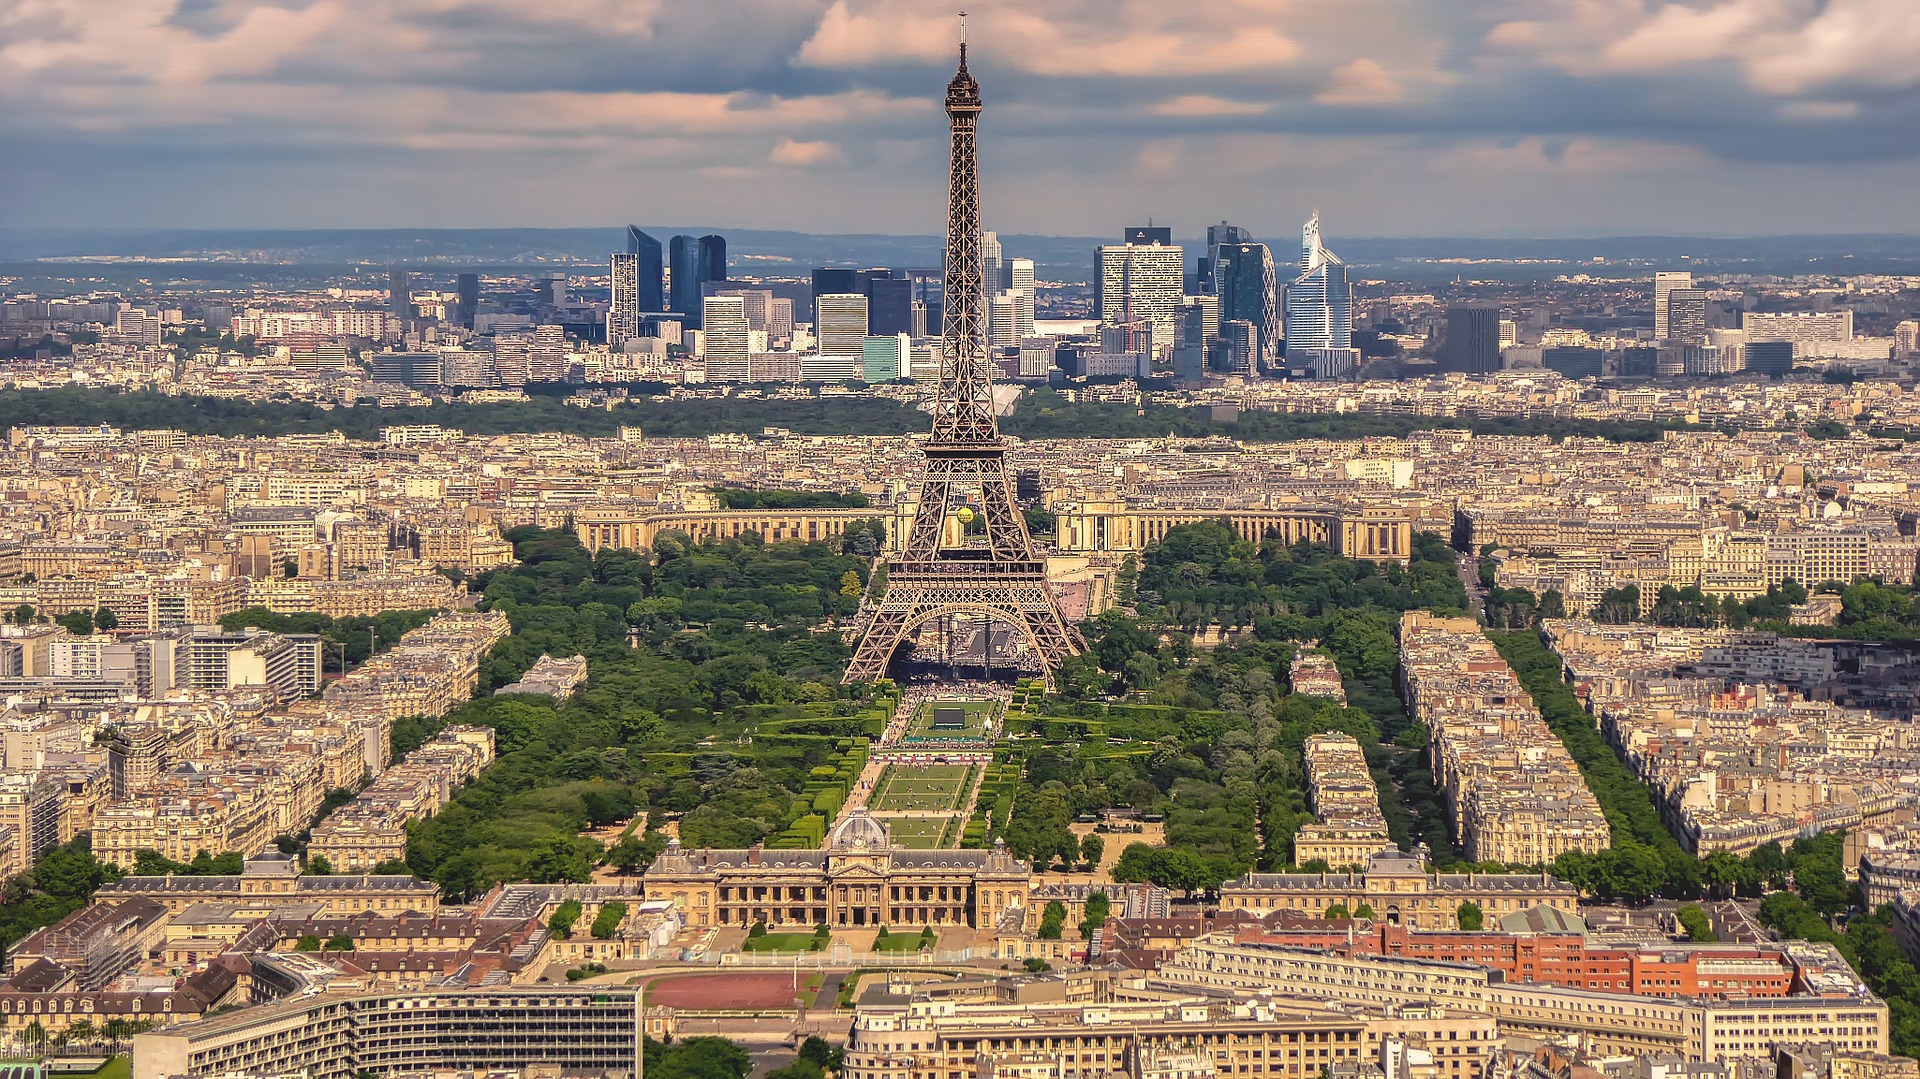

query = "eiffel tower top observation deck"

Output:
[[930, 30, 997, 449]]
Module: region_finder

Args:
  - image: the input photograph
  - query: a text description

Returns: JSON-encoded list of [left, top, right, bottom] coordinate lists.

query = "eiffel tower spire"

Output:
[[843, 28, 1082, 688]]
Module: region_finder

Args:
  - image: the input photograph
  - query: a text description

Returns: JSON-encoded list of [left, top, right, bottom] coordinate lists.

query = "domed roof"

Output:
[[828, 809, 892, 852]]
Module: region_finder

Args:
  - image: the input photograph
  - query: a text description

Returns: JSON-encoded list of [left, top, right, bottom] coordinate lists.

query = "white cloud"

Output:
[[1314, 59, 1403, 107], [768, 138, 843, 167], [1151, 95, 1271, 118]]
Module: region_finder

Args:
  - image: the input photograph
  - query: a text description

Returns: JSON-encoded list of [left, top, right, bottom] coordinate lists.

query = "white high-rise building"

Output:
[[989, 292, 1020, 350], [1743, 310, 1854, 345], [806, 293, 868, 381], [1008, 257, 1036, 339], [1283, 213, 1352, 355], [981, 231, 1006, 290], [1097, 241, 1184, 355], [700, 296, 751, 383], [608, 252, 640, 348], [1653, 270, 1693, 339]]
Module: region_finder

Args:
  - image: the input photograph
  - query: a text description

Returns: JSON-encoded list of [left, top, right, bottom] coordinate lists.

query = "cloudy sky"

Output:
[[2, 0, 1918, 237]]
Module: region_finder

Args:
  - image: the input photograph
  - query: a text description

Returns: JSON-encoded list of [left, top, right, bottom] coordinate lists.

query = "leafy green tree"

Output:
[[294, 934, 322, 952], [1676, 904, 1717, 942], [1324, 903, 1350, 920], [56, 608, 94, 635], [306, 854, 334, 876], [1079, 833, 1105, 869], [1038, 901, 1067, 940], [591, 901, 628, 939], [94, 606, 119, 631], [548, 900, 583, 939], [1456, 901, 1484, 931]]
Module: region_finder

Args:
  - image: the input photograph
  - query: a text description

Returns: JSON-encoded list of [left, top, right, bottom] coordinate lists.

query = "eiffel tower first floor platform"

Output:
[[842, 556, 1083, 689]]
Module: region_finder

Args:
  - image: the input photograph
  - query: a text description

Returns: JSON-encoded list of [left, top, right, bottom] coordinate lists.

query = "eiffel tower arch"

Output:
[[843, 33, 1083, 689]]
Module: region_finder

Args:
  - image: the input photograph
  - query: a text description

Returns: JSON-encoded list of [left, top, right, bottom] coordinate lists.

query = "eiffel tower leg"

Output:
[[902, 480, 952, 560], [845, 594, 917, 685], [975, 464, 1031, 562]]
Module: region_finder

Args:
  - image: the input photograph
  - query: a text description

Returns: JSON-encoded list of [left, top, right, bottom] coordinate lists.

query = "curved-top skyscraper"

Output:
[[1283, 211, 1352, 355]]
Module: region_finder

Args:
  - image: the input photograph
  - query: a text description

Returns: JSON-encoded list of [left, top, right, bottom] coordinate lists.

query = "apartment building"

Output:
[[1218, 849, 1577, 928], [1294, 733, 1392, 869], [1400, 613, 1609, 865], [1159, 936, 1888, 1061]]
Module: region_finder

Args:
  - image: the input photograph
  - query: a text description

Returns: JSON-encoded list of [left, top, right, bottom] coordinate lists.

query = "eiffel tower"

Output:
[[842, 30, 1082, 688]]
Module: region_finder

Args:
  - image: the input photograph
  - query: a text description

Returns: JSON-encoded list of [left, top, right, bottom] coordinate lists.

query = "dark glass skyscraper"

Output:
[[868, 278, 914, 336], [669, 233, 726, 325], [388, 266, 412, 321], [625, 226, 665, 312], [1746, 340, 1794, 377], [1445, 305, 1502, 374], [1214, 241, 1279, 361], [454, 273, 479, 329], [1125, 225, 1172, 246]]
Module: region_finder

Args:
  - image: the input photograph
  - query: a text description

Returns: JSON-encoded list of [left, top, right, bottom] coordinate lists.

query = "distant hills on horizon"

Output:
[[3, 226, 1917, 282]]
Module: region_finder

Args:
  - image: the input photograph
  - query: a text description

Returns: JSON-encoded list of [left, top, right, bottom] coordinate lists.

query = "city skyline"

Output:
[[5, 1, 1920, 236]]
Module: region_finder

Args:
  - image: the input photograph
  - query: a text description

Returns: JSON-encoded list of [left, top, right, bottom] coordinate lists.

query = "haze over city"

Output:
[[5, 0, 1920, 235]]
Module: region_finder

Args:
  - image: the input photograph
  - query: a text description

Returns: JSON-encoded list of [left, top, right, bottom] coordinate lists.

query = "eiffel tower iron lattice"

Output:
[[842, 34, 1083, 688]]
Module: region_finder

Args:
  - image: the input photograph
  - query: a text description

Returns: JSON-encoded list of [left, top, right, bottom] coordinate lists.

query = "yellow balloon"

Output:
[[955, 507, 976, 523]]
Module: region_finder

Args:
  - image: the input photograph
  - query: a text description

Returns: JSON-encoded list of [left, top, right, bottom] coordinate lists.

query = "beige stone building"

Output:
[[643, 810, 1031, 930], [1218, 850, 1578, 928]]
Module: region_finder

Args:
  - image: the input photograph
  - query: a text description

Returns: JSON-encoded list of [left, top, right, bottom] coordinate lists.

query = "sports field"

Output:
[[905, 697, 999, 738], [870, 763, 975, 813], [880, 817, 955, 849]]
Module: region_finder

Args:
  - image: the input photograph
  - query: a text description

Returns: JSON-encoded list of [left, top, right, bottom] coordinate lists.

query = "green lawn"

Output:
[[48, 1059, 131, 1079], [881, 817, 953, 849], [742, 932, 827, 953], [873, 931, 938, 953], [871, 763, 975, 813]]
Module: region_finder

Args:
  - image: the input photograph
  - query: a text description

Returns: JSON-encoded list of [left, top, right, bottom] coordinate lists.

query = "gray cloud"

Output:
[[2, 0, 1918, 235]]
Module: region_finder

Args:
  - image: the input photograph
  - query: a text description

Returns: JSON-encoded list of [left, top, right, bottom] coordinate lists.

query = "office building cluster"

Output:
[[1401, 612, 1611, 866]]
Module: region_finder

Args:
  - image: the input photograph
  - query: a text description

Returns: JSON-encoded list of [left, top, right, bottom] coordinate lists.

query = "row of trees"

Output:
[[0, 386, 1699, 448], [1002, 389, 1692, 444]]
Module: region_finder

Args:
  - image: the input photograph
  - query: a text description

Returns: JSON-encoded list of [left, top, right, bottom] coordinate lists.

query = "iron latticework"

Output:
[[843, 39, 1082, 688]]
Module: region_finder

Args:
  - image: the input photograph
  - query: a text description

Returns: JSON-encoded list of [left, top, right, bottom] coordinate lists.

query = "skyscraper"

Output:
[[868, 278, 915, 336], [608, 254, 641, 348], [1744, 340, 1794, 377], [624, 227, 664, 311], [980, 231, 1006, 291], [1097, 232, 1184, 355], [1007, 258, 1036, 339], [699, 295, 750, 383], [670, 234, 727, 325], [1283, 213, 1351, 355], [809, 294, 868, 381], [1200, 221, 1254, 294], [387, 267, 412, 322], [1666, 288, 1709, 343], [1214, 241, 1279, 361], [1126, 225, 1172, 246], [1444, 305, 1502, 374], [1653, 270, 1693, 339], [454, 273, 479, 330]]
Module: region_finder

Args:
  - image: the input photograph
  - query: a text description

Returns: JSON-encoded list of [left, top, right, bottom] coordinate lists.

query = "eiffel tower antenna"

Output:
[[842, 28, 1082, 689]]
